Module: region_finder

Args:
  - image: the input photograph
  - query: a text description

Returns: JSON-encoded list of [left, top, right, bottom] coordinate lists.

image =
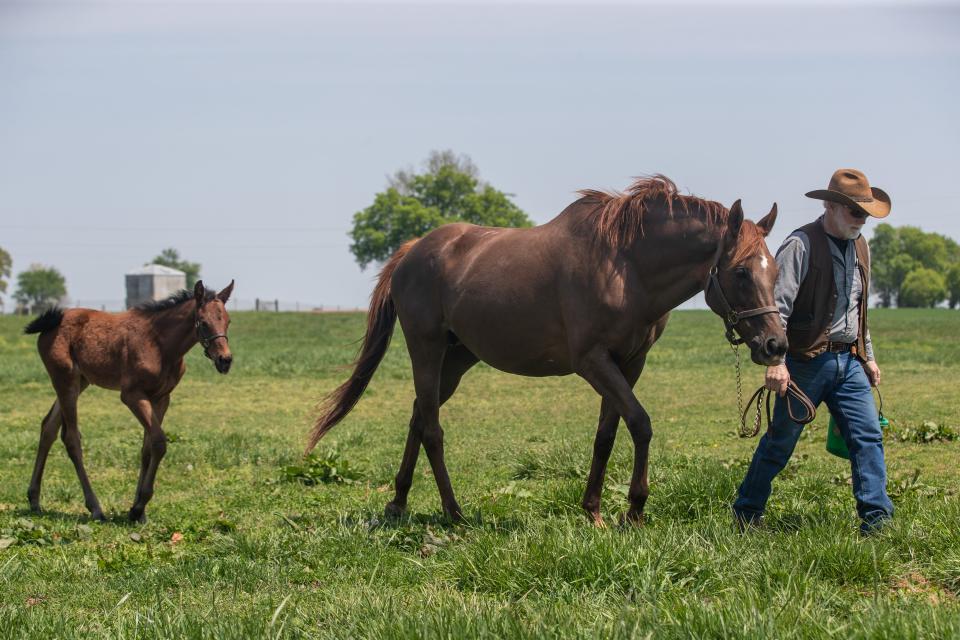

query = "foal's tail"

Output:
[[306, 239, 418, 453], [24, 307, 64, 335]]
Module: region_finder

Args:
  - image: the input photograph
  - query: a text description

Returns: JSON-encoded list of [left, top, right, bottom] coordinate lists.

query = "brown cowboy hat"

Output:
[[805, 168, 891, 219]]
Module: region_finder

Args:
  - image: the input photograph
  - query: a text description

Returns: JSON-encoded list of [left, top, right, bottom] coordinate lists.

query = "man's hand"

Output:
[[864, 360, 881, 386], [765, 363, 790, 397]]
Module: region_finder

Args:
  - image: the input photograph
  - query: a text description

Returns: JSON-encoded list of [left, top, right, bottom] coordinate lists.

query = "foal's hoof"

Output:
[[90, 510, 107, 523], [619, 511, 646, 528], [128, 508, 147, 524], [384, 501, 406, 520]]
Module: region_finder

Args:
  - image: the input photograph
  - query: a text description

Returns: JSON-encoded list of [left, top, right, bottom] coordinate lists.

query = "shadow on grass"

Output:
[[336, 506, 528, 535], [18, 506, 145, 527]]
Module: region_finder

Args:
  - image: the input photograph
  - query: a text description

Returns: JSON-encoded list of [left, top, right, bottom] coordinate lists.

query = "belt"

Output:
[[825, 340, 855, 353]]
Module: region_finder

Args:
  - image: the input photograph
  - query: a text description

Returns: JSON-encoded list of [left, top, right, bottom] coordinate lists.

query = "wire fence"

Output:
[[2, 292, 715, 315], [1, 298, 366, 315]]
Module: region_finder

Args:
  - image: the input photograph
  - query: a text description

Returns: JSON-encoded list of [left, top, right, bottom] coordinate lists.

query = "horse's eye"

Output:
[[734, 266, 749, 279]]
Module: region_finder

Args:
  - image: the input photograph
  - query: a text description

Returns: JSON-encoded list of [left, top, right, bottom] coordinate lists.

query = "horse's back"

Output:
[[391, 221, 578, 375], [388, 209, 673, 376], [37, 308, 134, 389]]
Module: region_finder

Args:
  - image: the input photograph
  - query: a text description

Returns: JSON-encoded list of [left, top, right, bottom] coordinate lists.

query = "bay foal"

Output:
[[25, 280, 234, 523]]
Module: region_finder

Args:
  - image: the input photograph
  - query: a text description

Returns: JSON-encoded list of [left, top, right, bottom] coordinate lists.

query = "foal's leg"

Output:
[[385, 344, 478, 518], [58, 380, 105, 520], [577, 350, 653, 525], [132, 394, 170, 517], [122, 392, 166, 523], [581, 357, 645, 527], [405, 334, 465, 520], [27, 400, 63, 512]]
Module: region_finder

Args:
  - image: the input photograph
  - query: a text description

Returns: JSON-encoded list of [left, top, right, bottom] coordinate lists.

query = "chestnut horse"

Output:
[[24, 280, 234, 523], [310, 176, 784, 525]]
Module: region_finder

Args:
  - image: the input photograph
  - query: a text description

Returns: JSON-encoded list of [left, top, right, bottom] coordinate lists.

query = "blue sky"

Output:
[[1, 1, 958, 309]]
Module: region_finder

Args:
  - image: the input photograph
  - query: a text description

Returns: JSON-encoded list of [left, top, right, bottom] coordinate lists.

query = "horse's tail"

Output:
[[24, 307, 64, 335], [306, 239, 418, 453]]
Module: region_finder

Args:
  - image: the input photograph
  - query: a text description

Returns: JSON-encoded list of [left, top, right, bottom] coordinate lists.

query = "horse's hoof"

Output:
[[384, 502, 406, 520], [588, 512, 606, 528], [444, 505, 466, 523], [91, 510, 107, 523], [128, 509, 146, 524], [619, 511, 645, 527]]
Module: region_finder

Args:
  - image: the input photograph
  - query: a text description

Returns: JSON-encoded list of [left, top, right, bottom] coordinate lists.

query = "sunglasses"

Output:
[[846, 207, 870, 221]]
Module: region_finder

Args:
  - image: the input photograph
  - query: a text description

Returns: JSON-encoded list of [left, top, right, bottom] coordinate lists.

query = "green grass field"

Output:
[[1, 309, 958, 639]]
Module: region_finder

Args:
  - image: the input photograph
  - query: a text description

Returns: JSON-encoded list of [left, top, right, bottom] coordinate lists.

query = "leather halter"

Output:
[[702, 234, 780, 345], [704, 230, 817, 436], [195, 311, 228, 360]]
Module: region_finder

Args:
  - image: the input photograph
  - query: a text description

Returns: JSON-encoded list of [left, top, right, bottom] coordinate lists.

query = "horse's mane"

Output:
[[577, 174, 765, 264], [135, 289, 215, 313]]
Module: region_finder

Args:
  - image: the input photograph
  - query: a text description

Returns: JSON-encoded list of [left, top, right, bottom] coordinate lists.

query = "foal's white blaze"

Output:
[[760, 254, 769, 270]]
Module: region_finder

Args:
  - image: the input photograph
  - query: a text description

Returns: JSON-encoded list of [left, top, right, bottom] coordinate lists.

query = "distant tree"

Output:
[[870, 224, 960, 307], [14, 264, 67, 313], [868, 224, 900, 307], [898, 226, 950, 272], [349, 150, 534, 268], [947, 264, 960, 310], [898, 268, 947, 308], [0, 246, 11, 310], [150, 248, 201, 288]]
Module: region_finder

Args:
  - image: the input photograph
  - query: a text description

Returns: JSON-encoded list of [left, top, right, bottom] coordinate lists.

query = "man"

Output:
[[733, 168, 893, 534]]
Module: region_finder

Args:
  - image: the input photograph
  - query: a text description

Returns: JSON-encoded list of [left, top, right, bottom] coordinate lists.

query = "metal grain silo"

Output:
[[125, 264, 187, 309]]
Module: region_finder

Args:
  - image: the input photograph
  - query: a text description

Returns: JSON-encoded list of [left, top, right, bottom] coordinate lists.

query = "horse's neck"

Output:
[[628, 225, 721, 313], [148, 303, 197, 360]]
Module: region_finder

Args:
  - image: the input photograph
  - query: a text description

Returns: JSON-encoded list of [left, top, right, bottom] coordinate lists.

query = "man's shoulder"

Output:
[[778, 230, 809, 254]]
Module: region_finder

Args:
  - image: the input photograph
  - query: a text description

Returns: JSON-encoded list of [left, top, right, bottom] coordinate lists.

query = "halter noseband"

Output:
[[703, 236, 779, 346], [195, 313, 228, 360]]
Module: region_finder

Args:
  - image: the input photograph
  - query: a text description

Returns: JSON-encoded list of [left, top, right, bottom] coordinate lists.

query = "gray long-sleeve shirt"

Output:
[[773, 217, 875, 361]]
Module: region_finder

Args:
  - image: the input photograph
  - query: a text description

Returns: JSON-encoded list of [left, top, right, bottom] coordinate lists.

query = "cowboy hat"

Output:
[[805, 168, 891, 219]]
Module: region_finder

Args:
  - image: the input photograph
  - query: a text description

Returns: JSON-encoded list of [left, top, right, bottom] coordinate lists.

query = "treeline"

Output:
[[0, 247, 201, 314], [869, 224, 960, 308]]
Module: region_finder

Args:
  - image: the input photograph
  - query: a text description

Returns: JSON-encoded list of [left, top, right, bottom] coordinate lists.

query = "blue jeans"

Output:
[[733, 351, 893, 529]]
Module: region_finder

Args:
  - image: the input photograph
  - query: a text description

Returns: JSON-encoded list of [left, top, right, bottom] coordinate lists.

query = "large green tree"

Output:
[[14, 264, 67, 313], [150, 248, 201, 288], [899, 268, 947, 308], [349, 150, 533, 268]]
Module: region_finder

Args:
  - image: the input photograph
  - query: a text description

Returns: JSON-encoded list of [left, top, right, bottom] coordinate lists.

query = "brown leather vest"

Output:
[[786, 219, 870, 361]]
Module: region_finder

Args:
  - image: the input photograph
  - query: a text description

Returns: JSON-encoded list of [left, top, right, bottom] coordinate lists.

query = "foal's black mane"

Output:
[[135, 289, 215, 313]]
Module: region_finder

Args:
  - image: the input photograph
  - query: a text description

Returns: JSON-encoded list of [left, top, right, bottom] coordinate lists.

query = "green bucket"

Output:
[[825, 387, 888, 459]]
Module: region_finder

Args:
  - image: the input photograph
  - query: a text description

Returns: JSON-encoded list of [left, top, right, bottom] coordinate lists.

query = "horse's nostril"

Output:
[[764, 337, 786, 357]]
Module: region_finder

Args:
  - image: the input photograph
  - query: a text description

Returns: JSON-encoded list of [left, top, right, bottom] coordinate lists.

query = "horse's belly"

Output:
[[79, 368, 122, 390], [483, 356, 574, 377], [456, 332, 573, 377]]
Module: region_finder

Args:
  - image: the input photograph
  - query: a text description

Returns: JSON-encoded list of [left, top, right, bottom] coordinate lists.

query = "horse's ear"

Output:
[[756, 203, 778, 237], [194, 280, 205, 303], [727, 199, 744, 239], [217, 280, 235, 304]]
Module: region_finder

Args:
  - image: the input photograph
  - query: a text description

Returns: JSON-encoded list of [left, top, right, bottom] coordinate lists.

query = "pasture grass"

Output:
[[1, 309, 958, 638]]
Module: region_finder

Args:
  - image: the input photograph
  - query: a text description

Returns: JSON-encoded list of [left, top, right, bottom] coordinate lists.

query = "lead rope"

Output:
[[730, 342, 750, 437], [730, 343, 816, 438]]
